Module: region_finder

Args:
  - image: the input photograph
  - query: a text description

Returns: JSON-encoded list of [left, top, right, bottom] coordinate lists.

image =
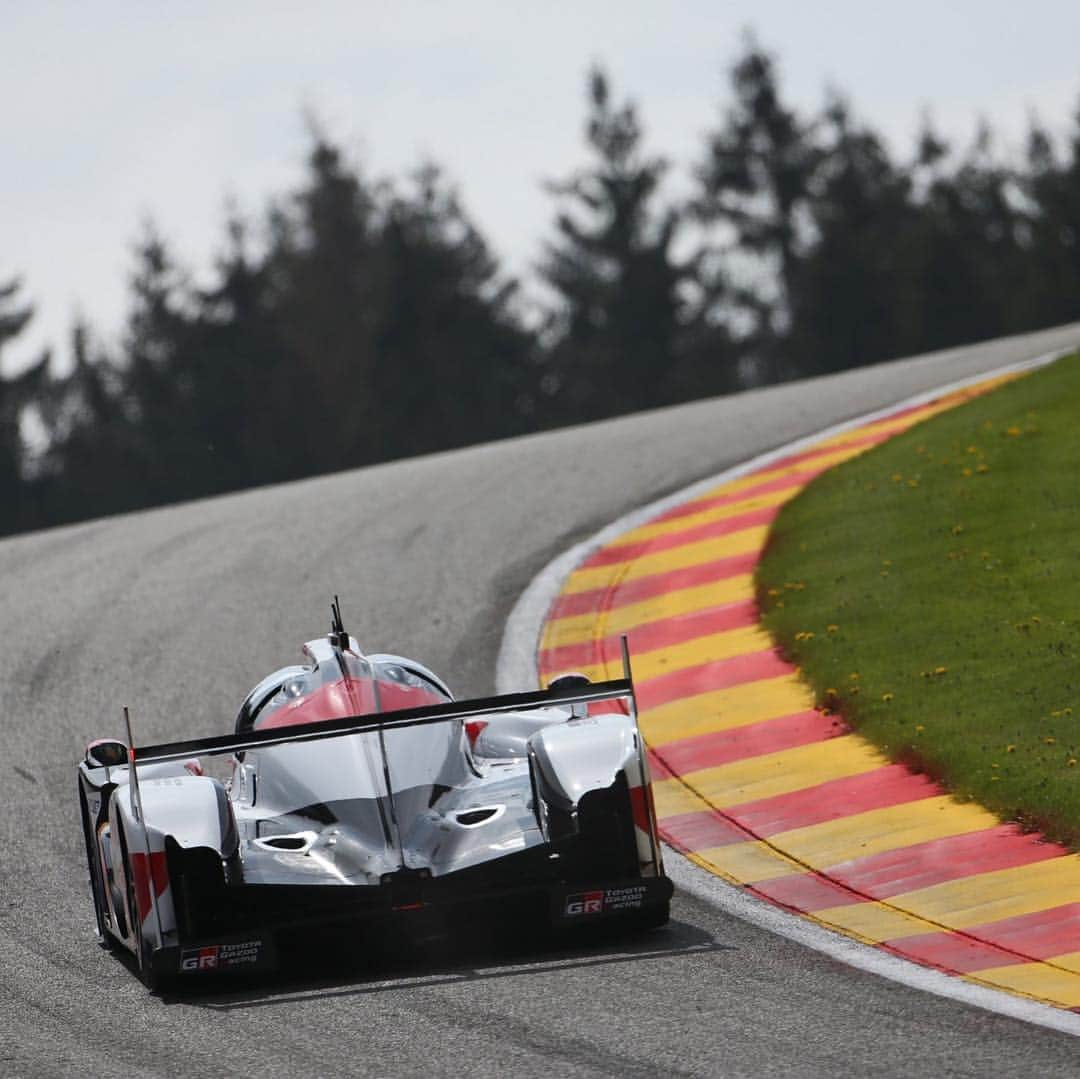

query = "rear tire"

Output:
[[78, 784, 116, 952], [118, 825, 159, 990]]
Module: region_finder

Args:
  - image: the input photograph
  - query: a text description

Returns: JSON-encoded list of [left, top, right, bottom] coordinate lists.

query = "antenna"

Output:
[[124, 707, 142, 823], [330, 595, 349, 650]]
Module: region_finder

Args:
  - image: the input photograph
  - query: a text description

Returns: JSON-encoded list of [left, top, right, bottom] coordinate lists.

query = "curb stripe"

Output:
[[648, 710, 841, 772], [891, 903, 1080, 971], [546, 556, 756, 623], [644, 468, 831, 525], [581, 504, 780, 568], [540, 599, 758, 673], [636, 676, 812, 742], [695, 763, 941, 836], [607, 487, 797, 547], [556, 624, 777, 686], [636, 650, 794, 710], [563, 525, 770, 594]]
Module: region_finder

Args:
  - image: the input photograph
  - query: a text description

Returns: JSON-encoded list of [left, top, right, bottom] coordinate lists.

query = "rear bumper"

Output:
[[155, 854, 673, 979]]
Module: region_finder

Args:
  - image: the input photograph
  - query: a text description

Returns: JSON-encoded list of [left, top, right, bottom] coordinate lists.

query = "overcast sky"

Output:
[[5, 1, 1080, 369]]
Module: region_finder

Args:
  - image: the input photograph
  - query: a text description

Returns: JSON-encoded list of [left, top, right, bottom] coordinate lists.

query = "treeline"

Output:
[[2, 41, 1080, 536]]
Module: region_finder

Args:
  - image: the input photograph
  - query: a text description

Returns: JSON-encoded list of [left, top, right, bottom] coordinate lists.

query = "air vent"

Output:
[[265, 835, 307, 850], [253, 830, 317, 853], [455, 805, 504, 827]]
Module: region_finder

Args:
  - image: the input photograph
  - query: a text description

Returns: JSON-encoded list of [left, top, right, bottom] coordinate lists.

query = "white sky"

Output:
[[4, 1, 1080, 370]]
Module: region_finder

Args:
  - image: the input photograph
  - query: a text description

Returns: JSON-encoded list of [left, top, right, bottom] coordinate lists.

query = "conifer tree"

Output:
[[694, 39, 819, 377], [786, 96, 920, 372], [372, 163, 534, 456], [0, 278, 48, 533], [540, 67, 728, 421], [1022, 104, 1080, 327], [261, 135, 382, 468]]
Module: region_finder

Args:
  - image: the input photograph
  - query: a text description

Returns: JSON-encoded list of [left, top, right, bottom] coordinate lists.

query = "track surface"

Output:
[[3, 324, 1080, 1077]]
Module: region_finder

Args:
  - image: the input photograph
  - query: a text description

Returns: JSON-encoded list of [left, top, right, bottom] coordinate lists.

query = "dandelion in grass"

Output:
[[882, 693, 895, 703]]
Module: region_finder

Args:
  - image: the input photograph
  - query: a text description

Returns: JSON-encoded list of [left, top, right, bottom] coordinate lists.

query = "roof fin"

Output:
[[329, 595, 349, 651]]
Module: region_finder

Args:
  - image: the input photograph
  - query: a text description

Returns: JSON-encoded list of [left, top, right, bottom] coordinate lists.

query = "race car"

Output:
[[77, 601, 672, 988]]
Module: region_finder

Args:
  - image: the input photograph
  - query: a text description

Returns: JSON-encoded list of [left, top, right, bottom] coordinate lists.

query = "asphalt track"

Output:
[[3, 323, 1080, 1077]]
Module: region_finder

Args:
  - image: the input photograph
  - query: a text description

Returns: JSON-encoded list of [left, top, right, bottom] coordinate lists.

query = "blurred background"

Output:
[[3, 1, 1079, 537]]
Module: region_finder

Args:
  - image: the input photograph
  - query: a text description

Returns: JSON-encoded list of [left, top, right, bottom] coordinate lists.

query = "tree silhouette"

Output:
[[540, 67, 732, 421], [0, 278, 49, 534], [786, 95, 920, 373], [371, 163, 535, 457], [695, 39, 819, 379]]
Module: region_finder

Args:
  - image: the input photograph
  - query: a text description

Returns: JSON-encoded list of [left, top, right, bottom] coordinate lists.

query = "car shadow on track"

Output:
[[165, 916, 728, 1010]]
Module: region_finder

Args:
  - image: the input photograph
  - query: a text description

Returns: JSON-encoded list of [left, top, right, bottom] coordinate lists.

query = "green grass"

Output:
[[756, 353, 1080, 847]]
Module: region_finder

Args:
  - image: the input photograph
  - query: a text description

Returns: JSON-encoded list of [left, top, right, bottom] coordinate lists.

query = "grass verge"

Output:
[[756, 353, 1080, 847]]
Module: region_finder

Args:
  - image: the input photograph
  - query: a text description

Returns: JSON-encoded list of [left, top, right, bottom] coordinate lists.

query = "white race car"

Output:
[[78, 602, 671, 987]]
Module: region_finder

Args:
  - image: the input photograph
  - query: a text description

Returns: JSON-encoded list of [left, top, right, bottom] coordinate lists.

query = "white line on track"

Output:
[[496, 346, 1080, 1036]]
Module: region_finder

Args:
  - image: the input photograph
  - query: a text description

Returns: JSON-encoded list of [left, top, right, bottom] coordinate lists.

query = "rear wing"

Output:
[[132, 673, 637, 767]]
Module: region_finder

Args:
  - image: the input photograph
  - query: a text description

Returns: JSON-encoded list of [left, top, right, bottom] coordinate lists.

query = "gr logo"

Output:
[[180, 946, 219, 971], [564, 890, 604, 916]]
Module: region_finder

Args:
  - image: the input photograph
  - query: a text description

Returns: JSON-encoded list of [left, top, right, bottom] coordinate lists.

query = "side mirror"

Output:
[[85, 738, 129, 769], [548, 672, 592, 720]]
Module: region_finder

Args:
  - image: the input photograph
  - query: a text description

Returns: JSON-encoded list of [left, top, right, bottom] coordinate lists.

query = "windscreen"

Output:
[[245, 650, 469, 879]]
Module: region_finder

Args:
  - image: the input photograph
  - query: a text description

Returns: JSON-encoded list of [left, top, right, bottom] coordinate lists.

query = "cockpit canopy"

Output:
[[238, 637, 453, 734]]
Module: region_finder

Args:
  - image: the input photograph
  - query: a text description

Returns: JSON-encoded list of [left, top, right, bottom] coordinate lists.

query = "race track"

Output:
[[4, 323, 1080, 1077]]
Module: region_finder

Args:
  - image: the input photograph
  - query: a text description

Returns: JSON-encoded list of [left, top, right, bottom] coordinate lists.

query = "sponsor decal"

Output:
[[563, 885, 647, 916], [564, 890, 604, 916], [181, 939, 263, 973]]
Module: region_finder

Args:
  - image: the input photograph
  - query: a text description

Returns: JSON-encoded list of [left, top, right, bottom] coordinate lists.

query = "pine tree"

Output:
[[694, 39, 819, 379], [261, 135, 382, 469], [193, 213, 307, 487], [120, 225, 211, 502], [913, 123, 1027, 350], [0, 277, 48, 534], [1022, 103, 1080, 328], [786, 95, 920, 373], [540, 67, 728, 422], [33, 321, 141, 523], [371, 163, 535, 457]]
